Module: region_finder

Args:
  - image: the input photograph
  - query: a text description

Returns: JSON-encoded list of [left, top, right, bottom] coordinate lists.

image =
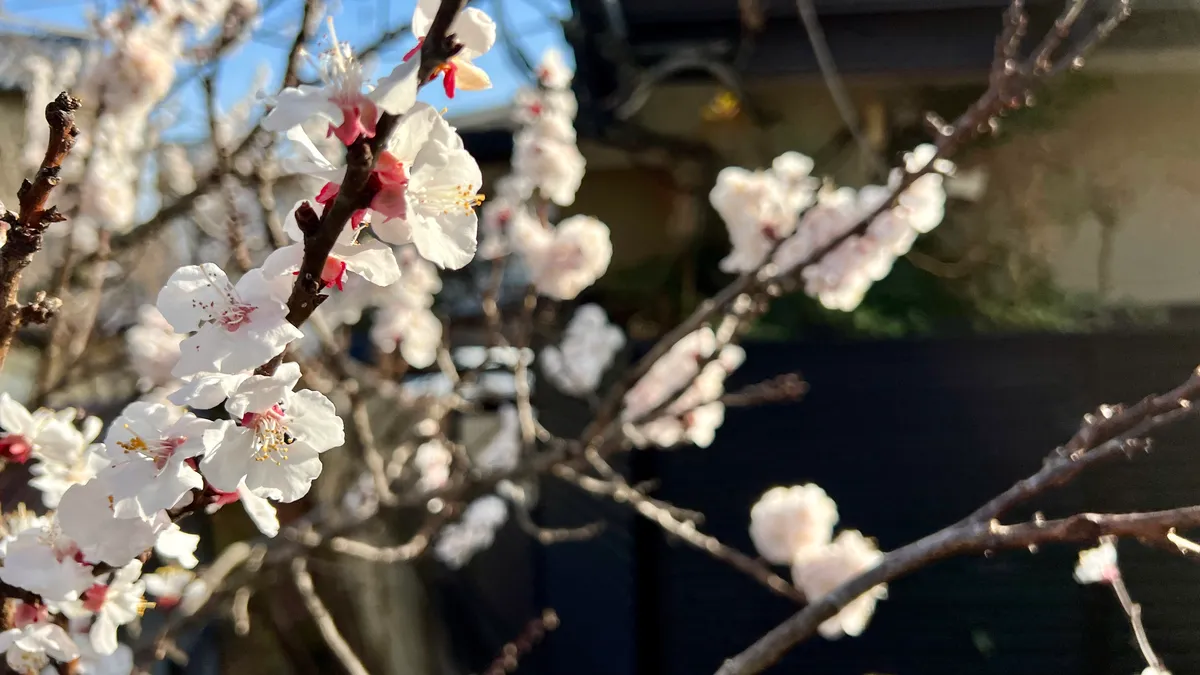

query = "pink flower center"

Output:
[[83, 584, 109, 613], [0, 434, 32, 464], [13, 603, 47, 628], [219, 304, 256, 332], [327, 93, 378, 146], [241, 405, 295, 463], [117, 435, 187, 471], [295, 257, 348, 291], [367, 152, 409, 222]]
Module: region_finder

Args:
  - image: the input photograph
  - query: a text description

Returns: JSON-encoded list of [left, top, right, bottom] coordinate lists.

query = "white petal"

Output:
[[260, 244, 305, 280], [0, 393, 34, 435], [410, 210, 477, 270], [156, 264, 231, 333], [383, 103, 442, 163], [168, 372, 247, 409], [89, 613, 118, 656], [338, 239, 401, 286], [282, 126, 339, 177], [452, 8, 497, 59], [199, 425, 255, 493], [285, 390, 344, 453], [371, 55, 421, 115], [245, 445, 323, 503], [238, 485, 279, 537], [224, 362, 302, 419], [263, 85, 342, 132]]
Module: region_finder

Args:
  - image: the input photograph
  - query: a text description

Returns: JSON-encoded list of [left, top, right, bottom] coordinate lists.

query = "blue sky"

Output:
[[2, 0, 572, 138]]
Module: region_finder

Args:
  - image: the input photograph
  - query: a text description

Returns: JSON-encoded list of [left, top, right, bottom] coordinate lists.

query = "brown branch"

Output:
[[256, 0, 468, 377], [483, 609, 560, 675], [720, 373, 808, 408], [0, 92, 79, 372], [1110, 568, 1165, 672], [716, 506, 1200, 675], [290, 557, 370, 675]]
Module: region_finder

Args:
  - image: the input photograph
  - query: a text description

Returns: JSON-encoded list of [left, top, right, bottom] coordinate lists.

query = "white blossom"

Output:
[[749, 485, 839, 564], [0, 525, 94, 602], [516, 215, 612, 300], [157, 264, 303, 377], [0, 602, 78, 674], [143, 566, 204, 609], [475, 405, 520, 474], [101, 402, 216, 519], [153, 524, 200, 569], [1074, 539, 1119, 584], [261, 201, 401, 290], [791, 530, 886, 639], [541, 304, 624, 395], [60, 561, 149, 656], [57, 474, 171, 567], [411, 0, 496, 97], [370, 304, 443, 368], [413, 439, 452, 492], [0, 395, 83, 466], [434, 495, 508, 568], [200, 363, 344, 502]]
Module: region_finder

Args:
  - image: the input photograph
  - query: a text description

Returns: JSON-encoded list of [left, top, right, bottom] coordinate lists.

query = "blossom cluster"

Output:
[[623, 327, 744, 448], [748, 484, 887, 638], [479, 51, 613, 301], [712, 145, 956, 311], [541, 304, 625, 395]]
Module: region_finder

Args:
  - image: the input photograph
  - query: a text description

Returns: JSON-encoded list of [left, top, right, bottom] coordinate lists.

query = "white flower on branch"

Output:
[[749, 485, 839, 565], [60, 561, 149, 656], [203, 480, 280, 538], [541, 304, 625, 395], [791, 530, 886, 639], [263, 26, 421, 145], [711, 152, 819, 274], [516, 215, 612, 300], [1074, 539, 1119, 584], [57, 474, 171, 567], [0, 602, 78, 673], [143, 565, 204, 610], [0, 524, 94, 602], [0, 394, 82, 466], [157, 264, 302, 377], [200, 363, 344, 502], [479, 191, 539, 261], [434, 495, 508, 569], [168, 371, 249, 410], [56, 629, 133, 675], [285, 105, 483, 270], [370, 304, 443, 369], [28, 417, 108, 510], [0, 505, 48, 557], [511, 129, 586, 207], [623, 328, 743, 448], [413, 439, 452, 493], [262, 201, 402, 290], [410, 0, 496, 98], [101, 402, 216, 519], [125, 305, 183, 392]]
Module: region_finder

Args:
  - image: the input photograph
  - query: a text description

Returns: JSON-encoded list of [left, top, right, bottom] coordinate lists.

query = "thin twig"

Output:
[[1110, 571, 1165, 672], [291, 557, 371, 675]]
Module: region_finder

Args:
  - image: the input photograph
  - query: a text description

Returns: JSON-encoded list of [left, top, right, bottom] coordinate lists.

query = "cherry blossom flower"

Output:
[[285, 105, 483, 270], [101, 402, 217, 519], [143, 566, 205, 609], [263, 29, 421, 145], [60, 561, 149, 655], [791, 530, 886, 638], [370, 303, 442, 368], [0, 504, 48, 557], [478, 191, 538, 260], [153, 524, 200, 569], [622, 328, 744, 449], [1074, 539, 1119, 584], [541, 304, 625, 395], [434, 495, 508, 568], [28, 419, 108, 509], [157, 264, 302, 377], [0, 394, 82, 466], [200, 363, 344, 502], [57, 629, 132, 675], [124, 305, 182, 391], [57, 473, 171, 567], [0, 602, 78, 673], [261, 201, 401, 290], [0, 525, 94, 602], [511, 129, 585, 207], [749, 485, 839, 565], [408, 0, 496, 98], [534, 48, 573, 90], [368, 104, 482, 269], [710, 153, 818, 273], [413, 439, 452, 492], [517, 215, 612, 300]]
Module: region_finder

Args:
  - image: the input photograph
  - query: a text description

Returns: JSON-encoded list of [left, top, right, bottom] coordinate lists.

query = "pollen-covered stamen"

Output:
[[191, 266, 258, 332], [82, 583, 108, 613], [240, 404, 295, 464], [413, 182, 485, 216], [116, 428, 188, 471]]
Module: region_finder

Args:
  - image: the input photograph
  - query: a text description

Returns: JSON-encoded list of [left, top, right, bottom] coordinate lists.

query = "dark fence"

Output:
[[459, 330, 1200, 675]]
